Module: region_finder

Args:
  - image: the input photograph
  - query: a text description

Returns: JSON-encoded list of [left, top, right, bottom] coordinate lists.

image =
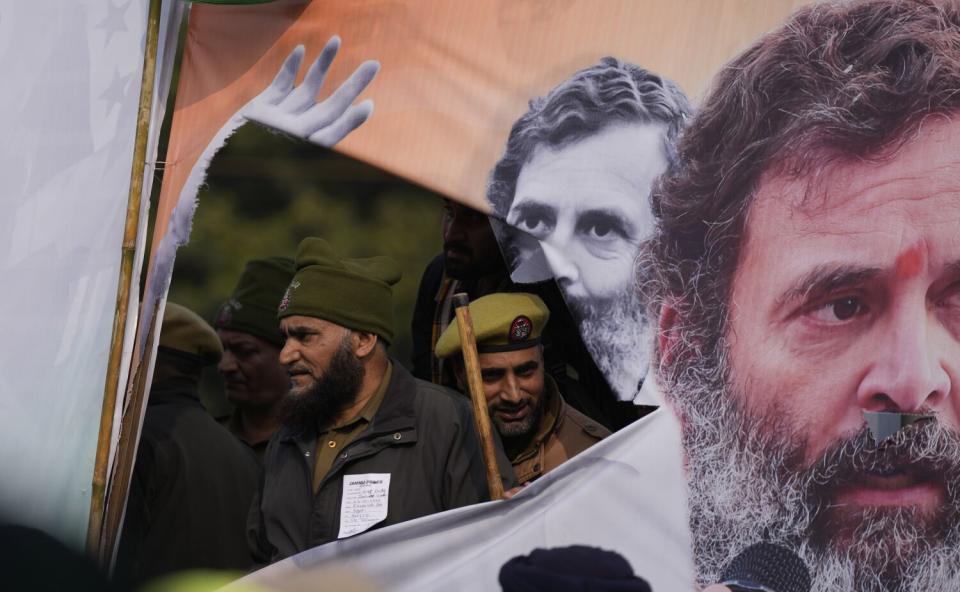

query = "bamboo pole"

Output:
[[86, 0, 164, 561], [452, 293, 505, 501], [100, 307, 160, 568]]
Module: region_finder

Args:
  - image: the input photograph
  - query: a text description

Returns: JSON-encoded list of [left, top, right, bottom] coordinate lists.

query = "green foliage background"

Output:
[[164, 124, 445, 414], [145, 17, 447, 415]]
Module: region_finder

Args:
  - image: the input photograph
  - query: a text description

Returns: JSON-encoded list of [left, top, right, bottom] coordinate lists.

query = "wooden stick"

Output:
[[452, 293, 505, 501], [86, 0, 163, 561]]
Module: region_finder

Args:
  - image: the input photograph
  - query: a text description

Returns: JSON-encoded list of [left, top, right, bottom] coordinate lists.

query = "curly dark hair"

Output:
[[486, 57, 691, 218], [644, 0, 960, 383]]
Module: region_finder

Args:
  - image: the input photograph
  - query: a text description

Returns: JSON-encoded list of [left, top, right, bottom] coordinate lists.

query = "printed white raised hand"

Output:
[[242, 36, 379, 147]]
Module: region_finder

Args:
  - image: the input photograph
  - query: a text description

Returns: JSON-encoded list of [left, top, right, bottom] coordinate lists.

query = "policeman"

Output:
[[214, 257, 295, 459], [436, 293, 609, 483], [116, 303, 259, 582], [248, 238, 515, 565]]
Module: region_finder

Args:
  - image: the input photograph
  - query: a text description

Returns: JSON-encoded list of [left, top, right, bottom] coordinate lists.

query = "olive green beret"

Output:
[[435, 292, 549, 359], [278, 238, 402, 342], [160, 302, 223, 365], [214, 257, 295, 347]]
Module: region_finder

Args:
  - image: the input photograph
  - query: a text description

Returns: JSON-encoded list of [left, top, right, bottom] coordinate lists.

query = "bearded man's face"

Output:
[[498, 122, 665, 401], [663, 119, 960, 591], [473, 346, 546, 440], [277, 316, 365, 432]]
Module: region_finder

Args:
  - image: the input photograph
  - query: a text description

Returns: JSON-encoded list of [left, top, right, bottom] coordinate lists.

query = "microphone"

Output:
[[717, 542, 811, 592]]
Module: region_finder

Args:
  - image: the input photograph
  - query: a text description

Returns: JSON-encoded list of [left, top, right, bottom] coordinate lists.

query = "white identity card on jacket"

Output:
[[339, 473, 391, 538]]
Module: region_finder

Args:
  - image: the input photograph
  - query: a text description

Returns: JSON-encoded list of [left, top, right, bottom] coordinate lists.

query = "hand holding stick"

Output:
[[452, 293, 505, 501]]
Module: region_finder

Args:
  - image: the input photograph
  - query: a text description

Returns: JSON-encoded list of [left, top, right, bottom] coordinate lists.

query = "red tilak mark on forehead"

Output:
[[895, 243, 925, 280]]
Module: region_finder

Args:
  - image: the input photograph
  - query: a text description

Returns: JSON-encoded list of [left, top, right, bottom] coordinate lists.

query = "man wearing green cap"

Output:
[[214, 257, 295, 459], [116, 302, 260, 583], [247, 238, 515, 565], [436, 293, 609, 484]]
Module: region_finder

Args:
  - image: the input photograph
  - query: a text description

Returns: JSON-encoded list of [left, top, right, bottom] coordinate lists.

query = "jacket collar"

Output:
[[148, 377, 202, 407], [279, 358, 417, 445], [510, 375, 563, 464]]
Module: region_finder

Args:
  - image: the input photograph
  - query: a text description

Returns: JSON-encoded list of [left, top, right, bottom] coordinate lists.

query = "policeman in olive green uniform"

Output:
[[116, 303, 260, 583], [436, 293, 609, 483], [214, 257, 295, 460], [248, 238, 515, 566]]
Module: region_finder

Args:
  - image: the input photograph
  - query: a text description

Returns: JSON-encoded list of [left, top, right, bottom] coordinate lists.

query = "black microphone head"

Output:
[[718, 542, 811, 592]]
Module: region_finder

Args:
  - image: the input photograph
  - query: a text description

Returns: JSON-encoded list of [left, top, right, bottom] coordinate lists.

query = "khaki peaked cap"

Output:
[[278, 238, 402, 342], [160, 302, 223, 365], [435, 292, 549, 359]]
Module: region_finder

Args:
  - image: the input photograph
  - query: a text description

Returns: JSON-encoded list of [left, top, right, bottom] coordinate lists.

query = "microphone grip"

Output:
[[715, 542, 811, 592]]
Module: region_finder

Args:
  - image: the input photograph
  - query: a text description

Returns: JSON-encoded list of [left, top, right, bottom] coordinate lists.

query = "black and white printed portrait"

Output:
[[486, 57, 690, 401]]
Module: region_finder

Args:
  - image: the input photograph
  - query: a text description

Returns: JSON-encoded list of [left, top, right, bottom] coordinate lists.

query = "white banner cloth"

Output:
[[235, 406, 694, 591], [0, 0, 149, 548]]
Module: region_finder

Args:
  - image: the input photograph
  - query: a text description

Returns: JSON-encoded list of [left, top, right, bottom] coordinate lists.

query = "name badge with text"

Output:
[[338, 473, 391, 538]]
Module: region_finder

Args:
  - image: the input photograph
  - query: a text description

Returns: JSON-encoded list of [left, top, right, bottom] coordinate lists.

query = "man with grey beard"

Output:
[[643, 1, 960, 590], [486, 56, 690, 402], [563, 288, 649, 404]]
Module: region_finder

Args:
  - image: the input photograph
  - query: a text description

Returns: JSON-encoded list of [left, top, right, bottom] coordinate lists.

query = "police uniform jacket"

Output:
[[116, 376, 260, 582], [511, 376, 610, 483], [247, 361, 516, 566]]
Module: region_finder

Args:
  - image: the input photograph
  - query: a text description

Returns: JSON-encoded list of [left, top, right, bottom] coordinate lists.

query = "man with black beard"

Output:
[[247, 238, 515, 566], [435, 293, 608, 484], [411, 199, 513, 387], [643, 1, 960, 590], [486, 57, 690, 403]]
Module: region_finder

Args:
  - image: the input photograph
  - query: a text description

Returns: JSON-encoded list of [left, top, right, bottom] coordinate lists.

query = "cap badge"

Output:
[[216, 299, 240, 327], [278, 280, 300, 312], [509, 315, 533, 343]]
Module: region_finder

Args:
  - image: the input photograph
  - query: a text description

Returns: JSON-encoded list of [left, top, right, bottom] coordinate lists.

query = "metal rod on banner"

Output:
[[86, 0, 164, 561], [452, 293, 505, 501]]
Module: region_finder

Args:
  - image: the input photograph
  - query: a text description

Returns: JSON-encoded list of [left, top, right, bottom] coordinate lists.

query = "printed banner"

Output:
[[169, 0, 960, 590], [0, 0, 157, 548], [153, 0, 810, 429]]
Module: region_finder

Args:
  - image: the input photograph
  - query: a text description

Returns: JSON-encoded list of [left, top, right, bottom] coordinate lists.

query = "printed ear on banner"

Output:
[[485, 57, 691, 405]]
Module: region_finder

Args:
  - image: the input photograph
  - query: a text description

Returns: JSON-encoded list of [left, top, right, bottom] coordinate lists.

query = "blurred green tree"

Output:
[[166, 123, 445, 415]]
